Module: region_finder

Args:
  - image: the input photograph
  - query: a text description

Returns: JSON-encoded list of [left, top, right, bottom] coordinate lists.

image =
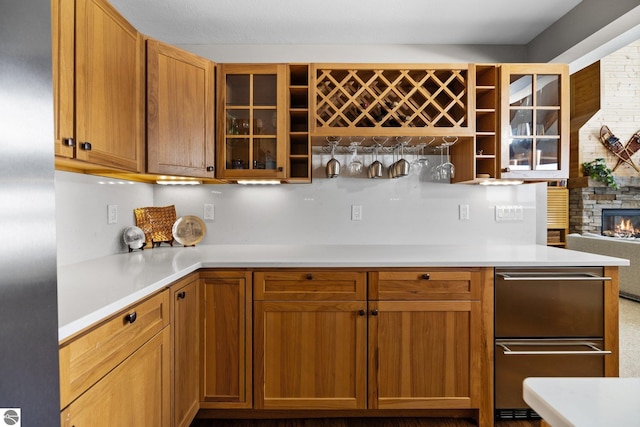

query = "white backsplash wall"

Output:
[[154, 155, 543, 247], [55, 171, 154, 266], [55, 164, 545, 265]]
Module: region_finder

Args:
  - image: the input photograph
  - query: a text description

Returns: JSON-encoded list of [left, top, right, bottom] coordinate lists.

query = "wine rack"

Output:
[[311, 64, 472, 137], [474, 64, 499, 180], [287, 64, 311, 182]]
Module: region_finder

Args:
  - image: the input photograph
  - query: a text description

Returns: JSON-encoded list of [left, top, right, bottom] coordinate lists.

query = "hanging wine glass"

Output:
[[325, 136, 341, 178], [441, 136, 458, 179], [347, 136, 365, 175], [368, 144, 384, 178]]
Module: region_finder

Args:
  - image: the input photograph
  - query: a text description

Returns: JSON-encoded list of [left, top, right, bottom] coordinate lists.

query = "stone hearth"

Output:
[[570, 176, 640, 234]]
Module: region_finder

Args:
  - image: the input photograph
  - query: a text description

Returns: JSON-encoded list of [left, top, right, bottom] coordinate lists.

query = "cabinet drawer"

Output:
[[253, 270, 366, 300], [369, 269, 483, 300], [59, 289, 170, 409]]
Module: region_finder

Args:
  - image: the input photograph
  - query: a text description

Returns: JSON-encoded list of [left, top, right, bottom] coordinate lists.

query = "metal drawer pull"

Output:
[[498, 341, 611, 356], [496, 272, 611, 281]]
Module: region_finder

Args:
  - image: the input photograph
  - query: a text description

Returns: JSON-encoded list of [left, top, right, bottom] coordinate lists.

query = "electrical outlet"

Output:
[[204, 204, 215, 221], [459, 204, 470, 220], [107, 204, 118, 224], [351, 205, 363, 221]]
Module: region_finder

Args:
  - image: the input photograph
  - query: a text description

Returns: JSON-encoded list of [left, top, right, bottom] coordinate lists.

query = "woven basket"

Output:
[[133, 205, 176, 247]]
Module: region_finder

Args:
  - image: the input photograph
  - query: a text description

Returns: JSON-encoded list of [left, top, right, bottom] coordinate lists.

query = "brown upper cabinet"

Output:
[[146, 39, 216, 178], [53, 0, 145, 173], [216, 64, 288, 180], [498, 63, 569, 180], [311, 63, 474, 138]]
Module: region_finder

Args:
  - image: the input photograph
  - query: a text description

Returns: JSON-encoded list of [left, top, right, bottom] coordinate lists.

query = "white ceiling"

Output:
[[110, 0, 583, 46]]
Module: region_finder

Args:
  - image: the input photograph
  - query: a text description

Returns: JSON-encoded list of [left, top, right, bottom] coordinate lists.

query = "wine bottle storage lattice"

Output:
[[314, 68, 468, 130]]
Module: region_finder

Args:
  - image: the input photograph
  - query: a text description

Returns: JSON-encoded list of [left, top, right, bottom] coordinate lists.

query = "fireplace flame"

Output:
[[619, 218, 633, 233], [613, 217, 639, 238]]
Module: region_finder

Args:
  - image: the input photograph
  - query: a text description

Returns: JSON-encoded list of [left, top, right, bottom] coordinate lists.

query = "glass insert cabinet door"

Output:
[[500, 64, 569, 179], [217, 64, 287, 179]]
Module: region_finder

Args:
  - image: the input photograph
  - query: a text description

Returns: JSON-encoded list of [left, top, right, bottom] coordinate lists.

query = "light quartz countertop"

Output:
[[57, 244, 629, 341], [523, 377, 640, 426]]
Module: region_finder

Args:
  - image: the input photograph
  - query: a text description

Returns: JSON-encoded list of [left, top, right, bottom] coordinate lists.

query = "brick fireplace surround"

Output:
[[570, 177, 640, 234]]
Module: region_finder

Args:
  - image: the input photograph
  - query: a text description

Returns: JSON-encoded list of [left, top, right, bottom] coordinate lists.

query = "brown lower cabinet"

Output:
[[200, 270, 253, 409], [59, 268, 493, 427], [249, 268, 493, 426], [171, 273, 201, 427], [59, 290, 171, 427], [253, 271, 367, 409]]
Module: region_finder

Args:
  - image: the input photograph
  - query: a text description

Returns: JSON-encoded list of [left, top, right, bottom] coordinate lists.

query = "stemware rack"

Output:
[[320, 136, 459, 181], [321, 136, 456, 155]]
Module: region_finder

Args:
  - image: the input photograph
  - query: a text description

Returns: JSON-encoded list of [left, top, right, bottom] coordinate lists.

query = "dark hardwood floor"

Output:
[[190, 418, 540, 427]]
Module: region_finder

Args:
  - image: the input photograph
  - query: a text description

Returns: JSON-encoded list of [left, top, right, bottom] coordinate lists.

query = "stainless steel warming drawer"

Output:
[[494, 267, 612, 418]]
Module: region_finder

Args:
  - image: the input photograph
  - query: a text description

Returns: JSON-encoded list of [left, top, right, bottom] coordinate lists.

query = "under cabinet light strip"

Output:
[[237, 180, 281, 185], [156, 180, 202, 185]]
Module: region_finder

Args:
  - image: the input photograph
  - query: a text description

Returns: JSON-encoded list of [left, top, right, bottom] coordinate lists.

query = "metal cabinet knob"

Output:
[[358, 309, 366, 316], [62, 138, 75, 147], [124, 312, 137, 324], [371, 309, 379, 316], [80, 142, 92, 151], [422, 274, 430, 280], [177, 291, 186, 299], [306, 274, 313, 280], [206, 166, 214, 172]]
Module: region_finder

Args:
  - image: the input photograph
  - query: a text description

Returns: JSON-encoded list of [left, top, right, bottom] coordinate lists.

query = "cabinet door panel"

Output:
[[216, 64, 287, 179], [200, 271, 252, 408], [499, 63, 569, 180], [369, 300, 476, 409], [172, 277, 200, 427], [147, 40, 215, 177], [75, 0, 144, 171], [52, 0, 75, 158], [60, 328, 171, 427], [254, 301, 367, 409]]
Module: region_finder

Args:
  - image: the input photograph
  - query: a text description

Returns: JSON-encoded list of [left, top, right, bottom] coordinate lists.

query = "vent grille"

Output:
[[495, 409, 541, 420]]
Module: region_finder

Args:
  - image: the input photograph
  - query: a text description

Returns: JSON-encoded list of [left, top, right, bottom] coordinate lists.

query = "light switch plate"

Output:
[[459, 204, 470, 220], [204, 204, 215, 221], [351, 205, 363, 221], [107, 204, 118, 224], [495, 205, 524, 221]]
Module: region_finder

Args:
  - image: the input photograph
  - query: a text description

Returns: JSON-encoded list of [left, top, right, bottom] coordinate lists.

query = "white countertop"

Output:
[[523, 377, 640, 426], [57, 244, 629, 341]]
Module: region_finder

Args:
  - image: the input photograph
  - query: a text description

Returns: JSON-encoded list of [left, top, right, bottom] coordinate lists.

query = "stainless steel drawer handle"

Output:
[[496, 272, 611, 281], [498, 341, 611, 356]]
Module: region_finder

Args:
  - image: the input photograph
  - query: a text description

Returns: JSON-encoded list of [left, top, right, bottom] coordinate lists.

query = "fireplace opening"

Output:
[[602, 208, 640, 238]]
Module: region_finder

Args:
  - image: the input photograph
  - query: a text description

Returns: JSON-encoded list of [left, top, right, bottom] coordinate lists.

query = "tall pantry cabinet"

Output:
[[52, 0, 145, 172]]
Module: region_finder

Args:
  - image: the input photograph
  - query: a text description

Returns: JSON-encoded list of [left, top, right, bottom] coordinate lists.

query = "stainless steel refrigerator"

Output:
[[0, 0, 60, 425]]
